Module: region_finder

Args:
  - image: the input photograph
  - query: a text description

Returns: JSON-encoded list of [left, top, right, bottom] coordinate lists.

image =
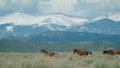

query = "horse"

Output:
[[115, 50, 120, 55], [73, 49, 92, 56], [40, 49, 57, 57], [103, 50, 116, 55]]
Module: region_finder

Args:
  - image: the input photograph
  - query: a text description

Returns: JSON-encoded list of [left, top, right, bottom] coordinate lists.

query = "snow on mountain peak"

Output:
[[1, 12, 120, 32], [5, 26, 14, 32], [0, 12, 36, 25], [0, 12, 88, 27], [93, 12, 120, 22], [107, 13, 120, 22]]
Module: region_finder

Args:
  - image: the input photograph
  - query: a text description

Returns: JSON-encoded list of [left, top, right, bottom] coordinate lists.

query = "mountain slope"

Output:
[[80, 18, 120, 34], [17, 31, 120, 45]]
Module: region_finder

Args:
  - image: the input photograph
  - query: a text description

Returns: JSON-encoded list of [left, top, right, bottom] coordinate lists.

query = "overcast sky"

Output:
[[0, 0, 120, 17]]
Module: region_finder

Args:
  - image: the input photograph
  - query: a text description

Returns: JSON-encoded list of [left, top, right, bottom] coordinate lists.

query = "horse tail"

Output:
[[88, 51, 92, 55], [55, 53, 58, 55]]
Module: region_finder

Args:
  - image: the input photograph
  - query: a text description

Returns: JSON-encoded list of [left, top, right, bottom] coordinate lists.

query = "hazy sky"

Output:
[[0, 0, 120, 17]]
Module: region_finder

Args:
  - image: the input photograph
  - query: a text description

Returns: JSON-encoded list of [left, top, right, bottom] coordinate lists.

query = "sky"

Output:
[[0, 0, 120, 17]]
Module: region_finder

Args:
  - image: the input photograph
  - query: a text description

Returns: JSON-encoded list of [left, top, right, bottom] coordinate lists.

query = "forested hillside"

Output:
[[0, 39, 119, 52]]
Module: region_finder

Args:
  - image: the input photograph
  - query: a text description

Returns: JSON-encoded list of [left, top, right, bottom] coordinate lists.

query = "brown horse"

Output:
[[115, 50, 120, 55], [73, 49, 92, 56], [40, 49, 57, 57]]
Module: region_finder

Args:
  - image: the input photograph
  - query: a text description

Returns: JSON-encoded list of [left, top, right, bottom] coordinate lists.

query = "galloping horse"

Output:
[[40, 49, 57, 57], [103, 50, 116, 55], [73, 49, 92, 56], [115, 50, 120, 55]]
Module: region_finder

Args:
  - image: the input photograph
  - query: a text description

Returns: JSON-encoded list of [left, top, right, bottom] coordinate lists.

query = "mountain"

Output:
[[0, 12, 120, 36], [0, 23, 49, 38], [0, 12, 89, 38], [79, 18, 120, 34], [0, 12, 88, 26], [0, 18, 120, 39], [0, 12, 120, 43], [22, 31, 120, 44], [93, 12, 120, 22], [77, 13, 120, 34], [0, 12, 120, 52], [3, 31, 120, 45]]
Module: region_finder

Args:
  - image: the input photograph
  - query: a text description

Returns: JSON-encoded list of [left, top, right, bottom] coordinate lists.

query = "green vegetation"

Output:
[[0, 39, 119, 52], [0, 52, 120, 68]]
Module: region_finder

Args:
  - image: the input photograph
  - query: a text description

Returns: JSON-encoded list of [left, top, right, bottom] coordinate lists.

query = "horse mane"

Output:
[[73, 49, 79, 54], [40, 49, 48, 53], [74, 49, 79, 51]]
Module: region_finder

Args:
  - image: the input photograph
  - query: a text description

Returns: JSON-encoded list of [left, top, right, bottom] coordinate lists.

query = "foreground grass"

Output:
[[0, 52, 120, 68]]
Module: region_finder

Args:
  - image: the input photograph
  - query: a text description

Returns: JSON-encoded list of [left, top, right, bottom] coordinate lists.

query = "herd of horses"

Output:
[[40, 49, 120, 57]]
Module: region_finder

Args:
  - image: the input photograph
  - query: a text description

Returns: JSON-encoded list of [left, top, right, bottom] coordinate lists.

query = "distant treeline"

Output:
[[0, 39, 119, 52]]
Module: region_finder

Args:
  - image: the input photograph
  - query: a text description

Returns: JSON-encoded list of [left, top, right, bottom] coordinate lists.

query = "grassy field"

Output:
[[0, 52, 120, 68]]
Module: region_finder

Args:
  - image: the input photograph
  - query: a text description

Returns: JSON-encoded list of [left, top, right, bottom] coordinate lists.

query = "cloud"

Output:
[[38, 0, 77, 14], [11, 0, 34, 8], [0, 0, 7, 8], [38, 0, 120, 17], [0, 0, 119, 17], [10, 0, 38, 12], [84, 0, 110, 4], [0, 0, 39, 16], [73, 0, 120, 17]]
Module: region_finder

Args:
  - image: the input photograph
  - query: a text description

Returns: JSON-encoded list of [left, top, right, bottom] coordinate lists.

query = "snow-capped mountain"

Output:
[[93, 12, 120, 22], [79, 18, 120, 34], [0, 12, 88, 27], [0, 12, 120, 39], [1, 20, 120, 51]]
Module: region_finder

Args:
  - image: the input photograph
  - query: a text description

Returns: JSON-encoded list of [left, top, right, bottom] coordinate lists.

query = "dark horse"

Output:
[[103, 50, 116, 55], [103, 50, 120, 55], [40, 49, 57, 57], [73, 49, 92, 56]]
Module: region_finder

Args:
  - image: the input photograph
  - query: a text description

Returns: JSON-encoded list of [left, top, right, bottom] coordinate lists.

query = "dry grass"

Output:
[[0, 52, 120, 68]]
